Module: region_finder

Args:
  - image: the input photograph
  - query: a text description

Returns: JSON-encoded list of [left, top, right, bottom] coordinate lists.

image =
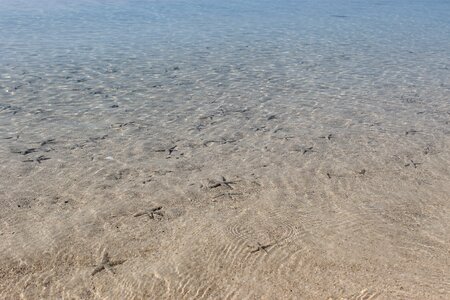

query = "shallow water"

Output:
[[1, 0, 450, 136], [1, 0, 450, 299]]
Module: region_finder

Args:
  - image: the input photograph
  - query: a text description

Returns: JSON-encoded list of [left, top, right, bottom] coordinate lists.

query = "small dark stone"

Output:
[[110, 104, 119, 108]]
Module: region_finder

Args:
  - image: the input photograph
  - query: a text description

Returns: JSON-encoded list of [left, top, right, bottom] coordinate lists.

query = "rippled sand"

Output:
[[1, 0, 450, 299]]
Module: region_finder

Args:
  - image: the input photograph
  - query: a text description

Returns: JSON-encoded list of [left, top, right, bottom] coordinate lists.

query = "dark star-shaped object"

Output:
[[92, 251, 126, 276]]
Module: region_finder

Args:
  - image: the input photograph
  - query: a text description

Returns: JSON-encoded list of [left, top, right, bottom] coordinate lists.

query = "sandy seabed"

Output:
[[1, 4, 450, 293], [1, 66, 449, 299]]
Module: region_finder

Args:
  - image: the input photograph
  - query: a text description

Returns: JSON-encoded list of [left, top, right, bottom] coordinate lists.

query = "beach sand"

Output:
[[0, 67, 449, 299]]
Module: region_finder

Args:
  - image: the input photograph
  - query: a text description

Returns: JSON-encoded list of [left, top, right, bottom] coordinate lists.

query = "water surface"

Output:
[[1, 1, 449, 299]]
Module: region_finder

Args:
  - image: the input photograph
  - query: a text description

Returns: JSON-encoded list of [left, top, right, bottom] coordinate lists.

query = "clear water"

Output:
[[1, 1, 450, 298], [1, 0, 449, 139], [2, 0, 450, 89]]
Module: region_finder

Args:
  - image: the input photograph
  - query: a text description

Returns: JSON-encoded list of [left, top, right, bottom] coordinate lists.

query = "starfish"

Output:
[[213, 192, 243, 200], [405, 160, 421, 168], [134, 206, 164, 219], [40, 138, 56, 146], [405, 129, 420, 135], [203, 138, 236, 147], [91, 251, 126, 276], [110, 122, 136, 130], [155, 145, 177, 155], [248, 242, 273, 254], [22, 155, 50, 163], [319, 134, 333, 140], [302, 146, 314, 155], [12, 148, 38, 155], [207, 176, 238, 189]]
